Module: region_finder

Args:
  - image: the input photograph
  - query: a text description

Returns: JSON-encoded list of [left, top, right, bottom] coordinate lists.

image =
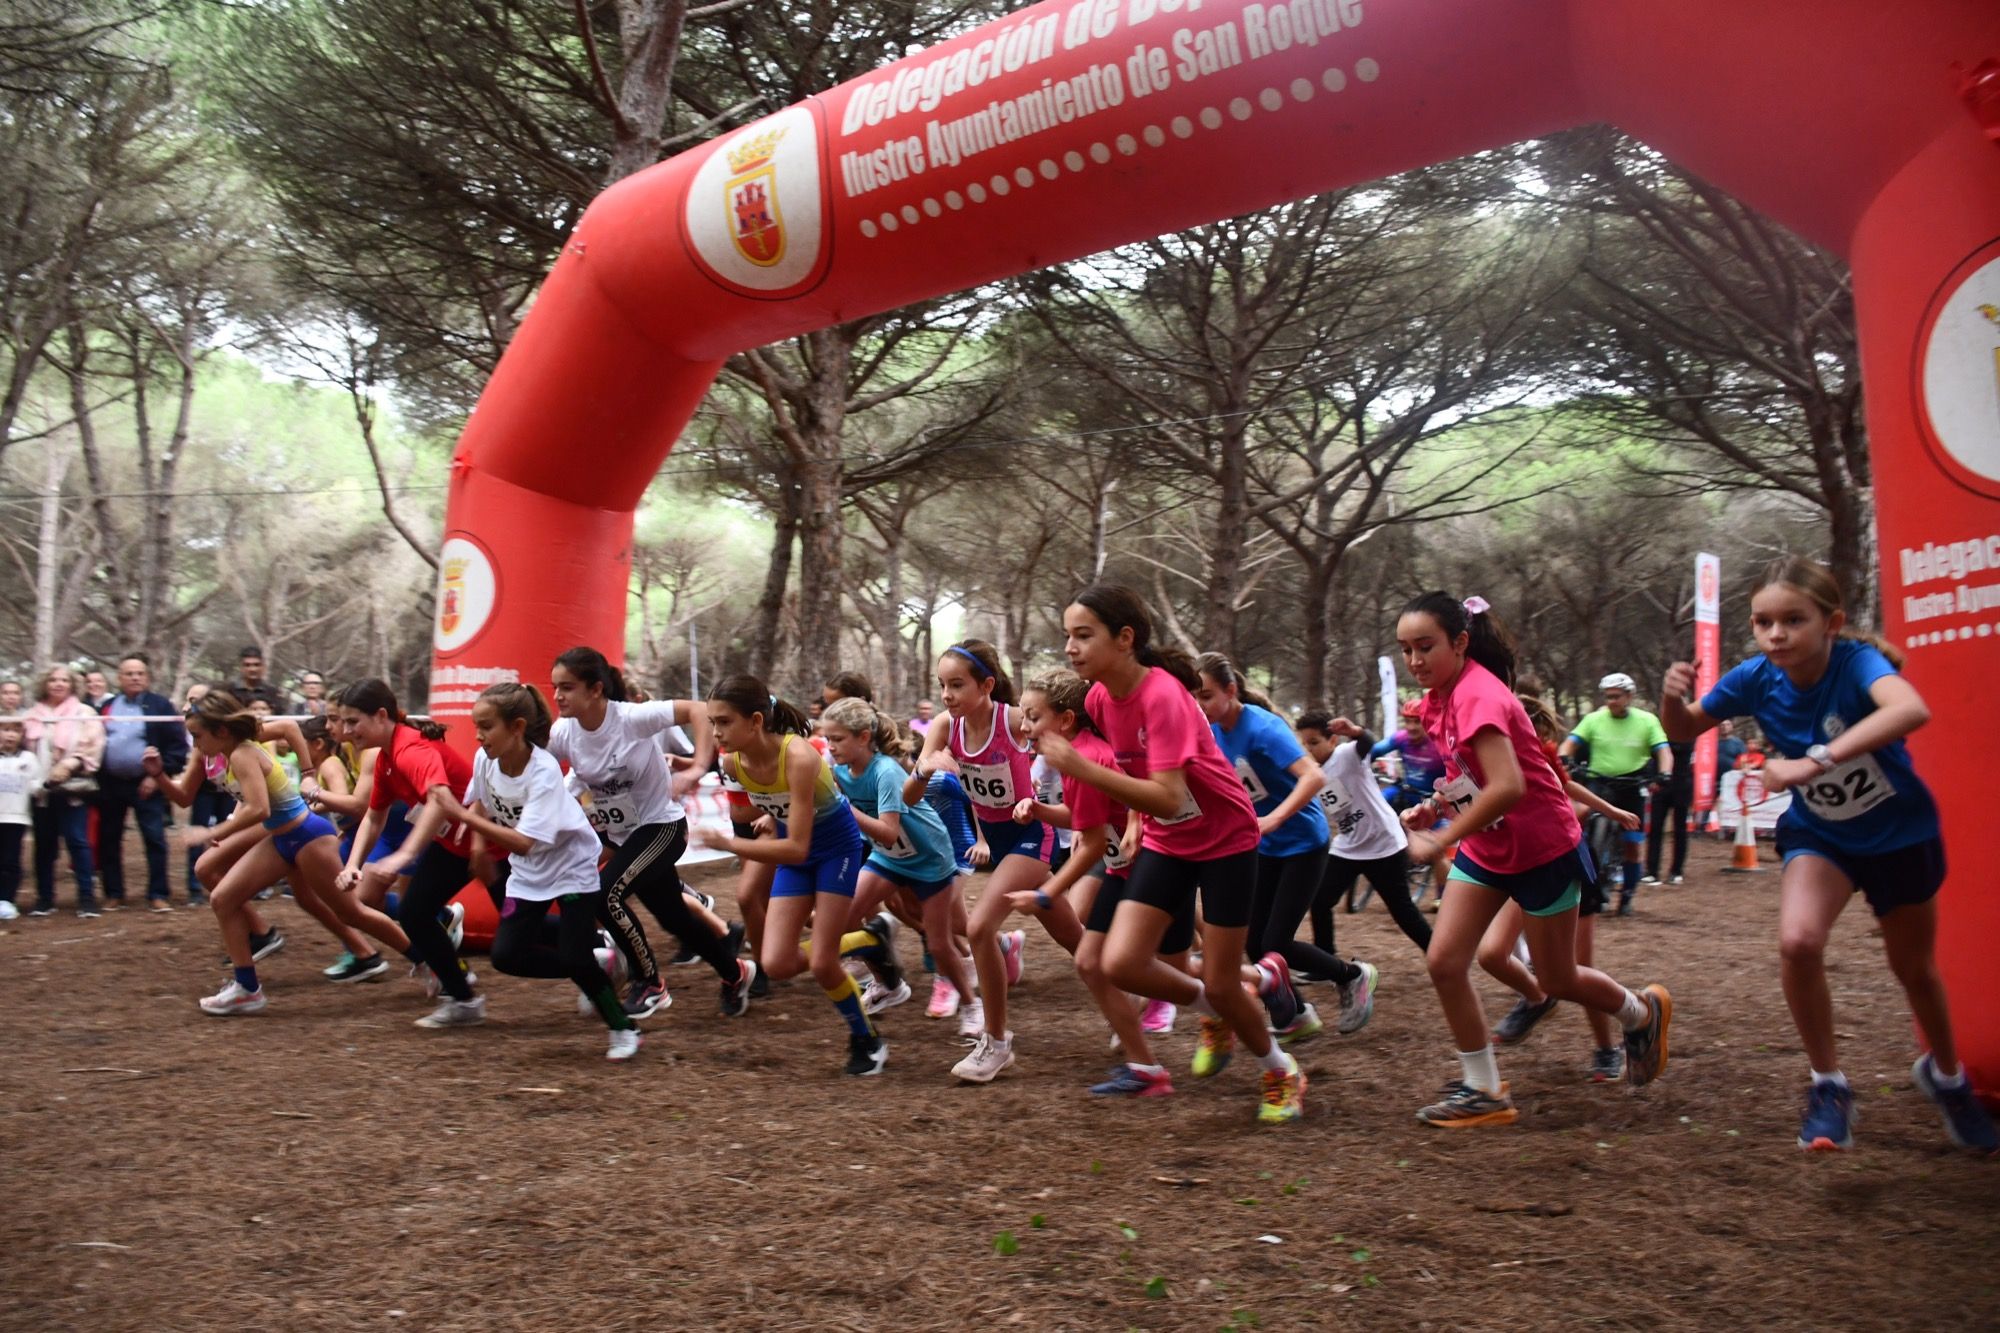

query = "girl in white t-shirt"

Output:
[[435, 682, 642, 1061], [1294, 711, 1432, 962], [0, 720, 44, 915]]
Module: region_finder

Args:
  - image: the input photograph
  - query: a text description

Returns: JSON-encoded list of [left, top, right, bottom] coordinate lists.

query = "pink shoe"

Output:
[[1141, 999, 1176, 1034], [926, 977, 961, 1019], [1002, 929, 1026, 987]]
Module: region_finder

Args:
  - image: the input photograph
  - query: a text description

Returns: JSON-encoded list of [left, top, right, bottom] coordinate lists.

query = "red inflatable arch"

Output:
[[427, 0, 2000, 1091]]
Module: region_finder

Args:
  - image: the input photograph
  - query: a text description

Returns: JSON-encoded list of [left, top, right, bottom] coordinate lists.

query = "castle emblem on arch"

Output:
[[725, 128, 788, 268]]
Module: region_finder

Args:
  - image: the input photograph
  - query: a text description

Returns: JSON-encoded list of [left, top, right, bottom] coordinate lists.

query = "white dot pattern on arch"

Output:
[[853, 58, 1383, 238]]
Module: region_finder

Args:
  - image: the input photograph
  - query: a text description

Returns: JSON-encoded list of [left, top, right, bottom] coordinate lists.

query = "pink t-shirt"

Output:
[[1418, 659, 1578, 875], [1086, 668, 1259, 862]]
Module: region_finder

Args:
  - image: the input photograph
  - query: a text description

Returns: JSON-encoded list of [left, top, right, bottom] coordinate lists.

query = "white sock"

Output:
[[1811, 1068, 1848, 1089], [1130, 1061, 1165, 1076], [1459, 1046, 1501, 1096], [1257, 1045, 1297, 1075], [1616, 987, 1651, 1032], [1926, 1055, 1966, 1087]]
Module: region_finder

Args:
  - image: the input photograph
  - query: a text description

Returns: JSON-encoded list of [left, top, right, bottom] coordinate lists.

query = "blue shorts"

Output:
[[1448, 844, 1589, 916], [1778, 828, 1946, 918], [863, 860, 959, 902], [772, 829, 865, 900], [271, 812, 339, 865], [367, 803, 413, 864], [977, 817, 1054, 865]]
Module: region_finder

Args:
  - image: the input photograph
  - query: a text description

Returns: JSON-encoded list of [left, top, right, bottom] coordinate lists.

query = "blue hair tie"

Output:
[[946, 644, 991, 677]]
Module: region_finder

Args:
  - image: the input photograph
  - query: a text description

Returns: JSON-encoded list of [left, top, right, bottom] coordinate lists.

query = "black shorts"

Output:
[[1448, 844, 1588, 916], [1086, 872, 1196, 954], [1577, 838, 1604, 918], [1122, 846, 1257, 930], [1777, 829, 1947, 918]]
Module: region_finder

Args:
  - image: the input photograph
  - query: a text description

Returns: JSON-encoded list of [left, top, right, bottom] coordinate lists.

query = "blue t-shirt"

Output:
[[1701, 639, 1938, 855], [835, 753, 958, 884], [1212, 703, 1329, 858]]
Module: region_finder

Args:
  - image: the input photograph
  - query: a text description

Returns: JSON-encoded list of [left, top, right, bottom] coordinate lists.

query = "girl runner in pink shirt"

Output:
[[1396, 591, 1672, 1128], [1038, 584, 1307, 1125], [905, 638, 1070, 1082]]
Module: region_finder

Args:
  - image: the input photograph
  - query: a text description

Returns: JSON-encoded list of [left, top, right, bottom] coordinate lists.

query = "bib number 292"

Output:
[[1796, 758, 1892, 822]]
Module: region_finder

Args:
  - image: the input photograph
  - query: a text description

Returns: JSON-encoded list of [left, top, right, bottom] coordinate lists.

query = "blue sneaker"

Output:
[[1798, 1079, 1855, 1152], [1912, 1054, 1999, 1154], [1089, 1064, 1173, 1098]]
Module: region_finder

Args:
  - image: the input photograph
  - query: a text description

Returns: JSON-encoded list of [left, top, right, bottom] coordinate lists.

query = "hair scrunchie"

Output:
[[1461, 596, 1491, 617]]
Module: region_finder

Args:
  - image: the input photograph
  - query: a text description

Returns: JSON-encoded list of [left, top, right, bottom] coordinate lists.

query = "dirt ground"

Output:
[[4, 837, 1997, 1332]]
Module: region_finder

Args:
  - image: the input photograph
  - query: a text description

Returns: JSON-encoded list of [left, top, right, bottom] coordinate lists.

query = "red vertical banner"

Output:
[[1692, 551, 1721, 814]]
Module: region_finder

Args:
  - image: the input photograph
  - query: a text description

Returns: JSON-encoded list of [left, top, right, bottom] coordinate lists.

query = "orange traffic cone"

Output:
[[1722, 780, 1763, 874]]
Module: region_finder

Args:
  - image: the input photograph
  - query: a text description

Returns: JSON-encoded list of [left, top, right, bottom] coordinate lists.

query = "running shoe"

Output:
[[1798, 1080, 1855, 1151], [444, 901, 465, 951], [322, 951, 356, 979], [606, 1028, 642, 1062], [926, 976, 961, 1019], [1588, 1046, 1626, 1082], [1912, 1053, 2000, 1153], [1277, 1002, 1324, 1046], [1258, 1062, 1308, 1125], [329, 953, 389, 984], [857, 914, 905, 990], [1001, 929, 1025, 986], [199, 980, 267, 1016], [76, 907, 101, 919], [951, 1031, 1015, 1082], [250, 928, 285, 963], [1492, 993, 1559, 1045], [29, 906, 56, 917], [668, 937, 700, 966], [415, 995, 487, 1029], [1669, 875, 1685, 885], [185, 894, 206, 908], [0, 902, 15, 921], [1191, 1016, 1235, 1078], [720, 960, 757, 1017], [1622, 983, 1672, 1086], [845, 1030, 889, 1077], [1616, 894, 1635, 918], [688, 887, 716, 912], [624, 978, 672, 1019], [1090, 1063, 1174, 1098], [1140, 999, 1176, 1035], [149, 900, 173, 914], [1641, 875, 1661, 886], [1257, 953, 1300, 1032], [748, 966, 772, 999], [1337, 961, 1378, 1036], [1417, 1079, 1517, 1128], [958, 996, 986, 1041], [862, 976, 912, 1015]]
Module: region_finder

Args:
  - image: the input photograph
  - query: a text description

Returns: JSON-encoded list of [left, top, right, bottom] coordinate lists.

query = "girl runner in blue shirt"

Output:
[[1662, 556, 1995, 1154]]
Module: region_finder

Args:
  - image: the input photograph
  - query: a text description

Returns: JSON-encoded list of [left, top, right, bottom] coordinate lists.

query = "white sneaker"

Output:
[[862, 977, 912, 1015], [445, 901, 466, 950], [1670, 875, 1685, 885], [606, 1028, 642, 1061], [583, 944, 623, 1014], [1141, 999, 1177, 1034], [957, 996, 986, 1042], [199, 980, 267, 1016], [1337, 961, 1379, 1035], [415, 994, 487, 1029], [951, 1031, 1016, 1083]]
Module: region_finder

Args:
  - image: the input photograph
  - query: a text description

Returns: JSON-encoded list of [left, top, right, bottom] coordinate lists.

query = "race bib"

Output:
[[878, 826, 919, 859], [746, 789, 792, 823], [958, 760, 1016, 810], [0, 773, 21, 796], [1793, 754, 1894, 823], [1233, 757, 1269, 804], [584, 788, 635, 834], [1317, 776, 1353, 821], [1103, 824, 1134, 872], [1435, 771, 1482, 818], [1154, 786, 1203, 826]]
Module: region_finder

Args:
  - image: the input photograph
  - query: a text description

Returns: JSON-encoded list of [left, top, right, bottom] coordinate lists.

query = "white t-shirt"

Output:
[[1318, 739, 1407, 862], [547, 701, 687, 846], [0, 751, 44, 825], [1030, 755, 1072, 849], [464, 747, 602, 902]]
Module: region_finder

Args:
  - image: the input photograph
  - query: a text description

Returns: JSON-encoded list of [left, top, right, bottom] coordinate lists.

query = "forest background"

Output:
[[0, 0, 1868, 727]]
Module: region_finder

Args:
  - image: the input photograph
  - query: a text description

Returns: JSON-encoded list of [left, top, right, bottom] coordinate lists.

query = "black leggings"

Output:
[[396, 844, 485, 1002], [1250, 850, 1359, 985], [492, 891, 631, 1030], [600, 822, 737, 985], [1315, 849, 1432, 955], [1646, 780, 1692, 879]]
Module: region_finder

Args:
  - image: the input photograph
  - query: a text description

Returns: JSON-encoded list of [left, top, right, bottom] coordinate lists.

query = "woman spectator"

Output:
[[24, 666, 103, 916]]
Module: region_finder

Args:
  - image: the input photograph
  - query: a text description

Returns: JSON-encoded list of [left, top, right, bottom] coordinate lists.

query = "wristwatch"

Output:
[[1806, 744, 1837, 772]]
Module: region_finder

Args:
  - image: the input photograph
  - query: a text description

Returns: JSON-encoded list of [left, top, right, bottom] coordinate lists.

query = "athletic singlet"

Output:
[[950, 702, 1036, 823], [222, 742, 309, 830], [729, 733, 849, 835]]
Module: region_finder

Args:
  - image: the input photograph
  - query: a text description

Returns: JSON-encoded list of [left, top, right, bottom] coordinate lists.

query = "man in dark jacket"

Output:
[[96, 655, 189, 909]]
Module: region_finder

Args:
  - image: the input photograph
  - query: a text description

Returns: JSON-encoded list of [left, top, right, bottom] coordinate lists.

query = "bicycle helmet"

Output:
[[1598, 672, 1636, 693], [1400, 697, 1424, 719]]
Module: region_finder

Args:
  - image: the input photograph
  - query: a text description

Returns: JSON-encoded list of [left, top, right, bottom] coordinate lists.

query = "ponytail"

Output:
[[942, 639, 1014, 705], [553, 646, 629, 702], [479, 681, 553, 749], [1400, 591, 1518, 689], [336, 677, 447, 741], [189, 688, 260, 746], [1194, 651, 1275, 711], [1072, 582, 1199, 691], [1024, 668, 1100, 737], [710, 674, 809, 736], [821, 696, 909, 759]]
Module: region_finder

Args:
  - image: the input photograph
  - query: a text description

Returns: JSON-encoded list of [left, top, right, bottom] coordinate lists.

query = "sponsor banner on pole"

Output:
[[1693, 552, 1721, 814]]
